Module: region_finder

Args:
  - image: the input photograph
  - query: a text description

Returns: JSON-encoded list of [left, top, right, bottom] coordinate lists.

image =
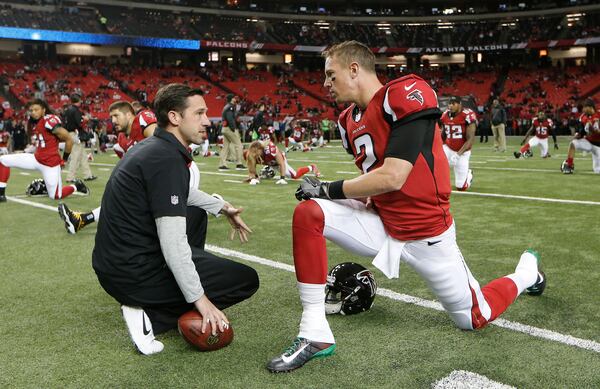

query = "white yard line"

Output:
[[207, 245, 600, 354], [452, 191, 600, 206], [476, 166, 596, 175], [5, 195, 600, 354]]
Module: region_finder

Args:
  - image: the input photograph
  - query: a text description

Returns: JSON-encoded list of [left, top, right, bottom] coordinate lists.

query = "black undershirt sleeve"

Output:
[[384, 108, 442, 165]]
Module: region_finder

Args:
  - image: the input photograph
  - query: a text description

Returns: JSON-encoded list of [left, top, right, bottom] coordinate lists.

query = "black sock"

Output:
[[82, 212, 96, 226], [0, 187, 5, 196]]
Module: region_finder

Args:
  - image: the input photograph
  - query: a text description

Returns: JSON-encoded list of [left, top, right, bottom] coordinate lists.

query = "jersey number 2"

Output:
[[354, 134, 378, 173]]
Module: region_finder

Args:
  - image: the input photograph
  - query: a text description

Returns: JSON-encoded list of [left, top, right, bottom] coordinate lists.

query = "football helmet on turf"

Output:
[[259, 165, 276, 179], [325, 262, 377, 315], [26, 178, 48, 196]]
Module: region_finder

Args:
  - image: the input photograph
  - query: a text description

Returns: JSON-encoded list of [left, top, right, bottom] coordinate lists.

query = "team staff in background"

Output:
[[320, 117, 331, 144], [266, 41, 546, 373], [218, 94, 245, 171], [0, 99, 89, 202], [92, 84, 258, 355], [490, 98, 507, 152], [63, 94, 96, 182]]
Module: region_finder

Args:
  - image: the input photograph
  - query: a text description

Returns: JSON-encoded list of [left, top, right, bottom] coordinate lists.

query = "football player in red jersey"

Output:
[[266, 41, 546, 373], [110, 101, 157, 158], [286, 121, 311, 152], [561, 99, 600, 174], [258, 125, 276, 142], [514, 111, 558, 159], [0, 128, 10, 155], [310, 126, 324, 148], [245, 140, 320, 185], [0, 99, 89, 202], [440, 96, 476, 191]]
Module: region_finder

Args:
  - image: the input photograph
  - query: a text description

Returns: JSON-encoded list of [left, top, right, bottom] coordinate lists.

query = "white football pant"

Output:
[[313, 198, 497, 330], [528, 137, 548, 157], [287, 138, 304, 151], [572, 138, 600, 173], [311, 136, 324, 147], [443, 145, 472, 190], [0, 153, 63, 199]]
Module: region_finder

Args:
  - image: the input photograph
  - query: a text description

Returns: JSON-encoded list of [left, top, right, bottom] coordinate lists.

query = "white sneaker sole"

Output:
[[58, 204, 76, 234]]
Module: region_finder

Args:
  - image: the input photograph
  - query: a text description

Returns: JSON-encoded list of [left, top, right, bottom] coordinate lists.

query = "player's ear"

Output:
[[167, 110, 180, 126], [349, 62, 359, 79]]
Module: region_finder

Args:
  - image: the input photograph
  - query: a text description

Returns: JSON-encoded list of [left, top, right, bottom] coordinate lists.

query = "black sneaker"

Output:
[[524, 249, 546, 296], [58, 203, 84, 234], [218, 166, 229, 170], [0, 194, 6, 202], [266, 337, 336, 373], [73, 179, 90, 195], [83, 175, 97, 181], [235, 164, 247, 170]]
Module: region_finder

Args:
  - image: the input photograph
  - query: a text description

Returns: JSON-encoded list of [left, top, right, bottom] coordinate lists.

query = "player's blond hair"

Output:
[[246, 141, 265, 165], [321, 40, 376, 73]]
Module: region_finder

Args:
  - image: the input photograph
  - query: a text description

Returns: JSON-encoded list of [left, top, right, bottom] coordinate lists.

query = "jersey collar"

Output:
[[154, 127, 193, 163]]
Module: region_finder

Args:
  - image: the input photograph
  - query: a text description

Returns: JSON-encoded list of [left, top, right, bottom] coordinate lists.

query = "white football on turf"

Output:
[[249, 178, 260, 185]]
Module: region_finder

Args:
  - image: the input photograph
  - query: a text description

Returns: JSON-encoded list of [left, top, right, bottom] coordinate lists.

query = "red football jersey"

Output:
[[118, 110, 158, 153], [532, 117, 553, 139], [292, 127, 305, 142], [580, 112, 600, 146], [311, 128, 322, 138], [130, 109, 157, 143], [262, 141, 279, 166], [33, 114, 63, 167], [0, 130, 9, 147], [440, 108, 477, 152], [338, 75, 452, 241], [259, 126, 274, 141]]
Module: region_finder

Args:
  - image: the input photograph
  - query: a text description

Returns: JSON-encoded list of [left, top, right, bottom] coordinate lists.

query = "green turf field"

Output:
[[1, 137, 599, 388]]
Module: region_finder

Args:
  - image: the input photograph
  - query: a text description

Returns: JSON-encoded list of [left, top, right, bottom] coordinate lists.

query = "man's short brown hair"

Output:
[[321, 40, 376, 73], [109, 101, 135, 115], [153, 84, 204, 128]]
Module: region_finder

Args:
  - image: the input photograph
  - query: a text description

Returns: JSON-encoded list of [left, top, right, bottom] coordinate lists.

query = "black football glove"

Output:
[[295, 176, 332, 201]]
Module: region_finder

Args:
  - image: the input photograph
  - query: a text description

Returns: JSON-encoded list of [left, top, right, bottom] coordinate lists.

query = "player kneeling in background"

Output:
[[514, 111, 557, 159], [561, 99, 600, 174], [245, 140, 320, 185], [440, 96, 475, 191]]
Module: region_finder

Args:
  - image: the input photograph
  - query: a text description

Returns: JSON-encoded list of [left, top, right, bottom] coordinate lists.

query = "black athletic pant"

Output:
[[479, 126, 490, 142], [186, 206, 208, 249], [97, 207, 259, 334]]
